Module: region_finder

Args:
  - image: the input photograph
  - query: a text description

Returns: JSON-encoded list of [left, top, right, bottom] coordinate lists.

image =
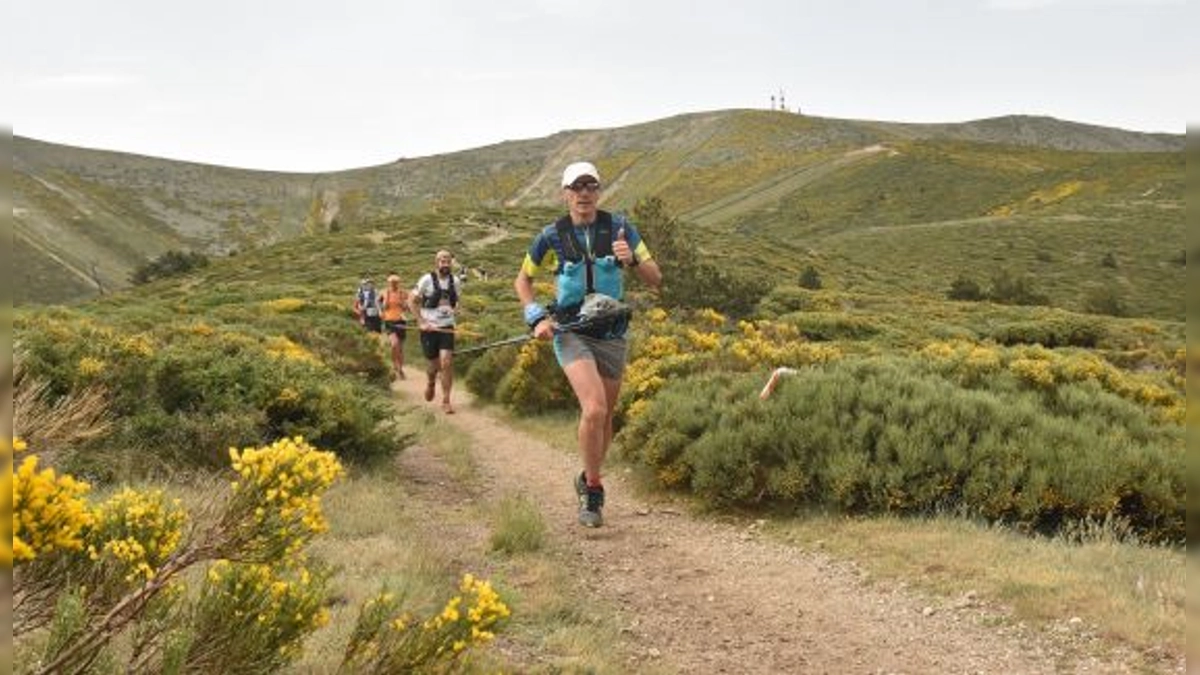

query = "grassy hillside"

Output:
[[704, 141, 1184, 320], [11, 206, 547, 483], [14, 203, 1183, 516], [15, 110, 1181, 307]]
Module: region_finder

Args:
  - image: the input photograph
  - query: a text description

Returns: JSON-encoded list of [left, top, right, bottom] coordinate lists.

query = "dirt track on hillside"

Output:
[[391, 377, 1165, 674]]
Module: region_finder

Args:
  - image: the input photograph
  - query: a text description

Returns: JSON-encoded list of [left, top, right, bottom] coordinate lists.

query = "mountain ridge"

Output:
[[13, 110, 1183, 306]]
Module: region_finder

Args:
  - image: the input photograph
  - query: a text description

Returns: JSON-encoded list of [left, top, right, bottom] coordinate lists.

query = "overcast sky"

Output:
[[7, 0, 1194, 172]]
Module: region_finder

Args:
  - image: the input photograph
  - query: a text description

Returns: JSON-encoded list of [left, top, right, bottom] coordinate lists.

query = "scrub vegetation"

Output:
[[9, 110, 1185, 671]]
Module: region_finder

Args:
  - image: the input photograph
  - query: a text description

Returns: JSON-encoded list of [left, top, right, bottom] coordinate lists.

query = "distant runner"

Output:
[[381, 273, 409, 380], [354, 276, 382, 334], [410, 250, 462, 414]]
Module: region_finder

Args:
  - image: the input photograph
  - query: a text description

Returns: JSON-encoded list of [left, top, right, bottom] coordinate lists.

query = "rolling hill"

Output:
[[14, 110, 1184, 318]]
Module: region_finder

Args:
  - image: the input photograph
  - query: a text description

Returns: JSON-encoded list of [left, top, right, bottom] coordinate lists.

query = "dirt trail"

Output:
[[392, 377, 1135, 674]]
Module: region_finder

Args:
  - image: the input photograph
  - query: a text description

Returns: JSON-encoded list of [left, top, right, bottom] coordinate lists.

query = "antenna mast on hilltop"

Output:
[[768, 89, 799, 113]]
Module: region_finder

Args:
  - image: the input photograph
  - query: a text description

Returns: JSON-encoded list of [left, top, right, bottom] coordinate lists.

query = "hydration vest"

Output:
[[554, 211, 614, 296], [551, 211, 629, 337], [421, 272, 458, 309], [357, 286, 380, 317]]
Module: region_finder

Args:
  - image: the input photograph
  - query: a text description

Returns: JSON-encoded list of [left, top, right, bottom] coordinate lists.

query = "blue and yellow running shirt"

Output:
[[520, 213, 654, 310]]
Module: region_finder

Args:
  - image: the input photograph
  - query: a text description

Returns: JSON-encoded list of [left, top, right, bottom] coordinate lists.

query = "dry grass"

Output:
[[773, 513, 1184, 656], [414, 406, 479, 485], [13, 348, 111, 464], [489, 494, 547, 555], [483, 553, 672, 675], [284, 406, 637, 674], [297, 470, 468, 673], [492, 407, 581, 457]]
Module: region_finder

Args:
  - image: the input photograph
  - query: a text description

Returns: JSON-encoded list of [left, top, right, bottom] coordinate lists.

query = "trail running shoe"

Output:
[[577, 476, 604, 528], [424, 376, 436, 402]]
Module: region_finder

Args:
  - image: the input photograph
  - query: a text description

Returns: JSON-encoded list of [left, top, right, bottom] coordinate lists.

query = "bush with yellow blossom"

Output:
[[15, 310, 398, 471], [341, 573, 511, 673], [223, 436, 345, 560], [180, 559, 332, 673], [919, 339, 1184, 424], [494, 340, 575, 414], [11, 441, 94, 564], [13, 437, 350, 675]]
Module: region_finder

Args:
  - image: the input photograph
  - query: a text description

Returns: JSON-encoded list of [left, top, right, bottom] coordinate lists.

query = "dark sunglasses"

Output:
[[567, 181, 601, 193]]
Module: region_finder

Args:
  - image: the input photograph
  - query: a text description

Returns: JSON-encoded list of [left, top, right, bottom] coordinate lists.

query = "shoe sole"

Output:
[[578, 516, 603, 528], [574, 473, 603, 526]]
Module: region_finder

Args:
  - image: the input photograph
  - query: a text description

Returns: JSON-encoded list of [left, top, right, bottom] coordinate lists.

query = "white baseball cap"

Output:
[[561, 161, 600, 187]]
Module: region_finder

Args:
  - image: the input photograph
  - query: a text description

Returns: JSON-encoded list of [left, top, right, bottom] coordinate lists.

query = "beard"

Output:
[[438, 266, 451, 276]]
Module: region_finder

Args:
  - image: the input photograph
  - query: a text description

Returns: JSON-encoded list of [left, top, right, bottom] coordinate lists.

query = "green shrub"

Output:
[[618, 357, 1183, 542], [990, 316, 1106, 348], [757, 286, 831, 316], [784, 312, 881, 342], [462, 344, 521, 402], [1082, 286, 1127, 317], [633, 196, 763, 318], [798, 265, 823, 290], [130, 250, 210, 285], [987, 270, 1049, 306], [947, 275, 984, 301], [15, 311, 402, 474], [494, 341, 575, 414]]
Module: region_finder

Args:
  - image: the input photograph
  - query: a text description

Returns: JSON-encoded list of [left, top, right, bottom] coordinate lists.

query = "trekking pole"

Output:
[[452, 333, 536, 356], [426, 326, 486, 337], [453, 305, 632, 357]]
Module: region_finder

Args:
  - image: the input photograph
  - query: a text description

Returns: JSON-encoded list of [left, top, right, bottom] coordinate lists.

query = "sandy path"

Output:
[[392, 376, 1134, 674]]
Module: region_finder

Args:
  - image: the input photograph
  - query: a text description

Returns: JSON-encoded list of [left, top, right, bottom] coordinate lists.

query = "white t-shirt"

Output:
[[413, 273, 460, 328]]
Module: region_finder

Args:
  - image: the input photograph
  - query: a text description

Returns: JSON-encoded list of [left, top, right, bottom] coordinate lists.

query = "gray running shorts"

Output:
[[554, 333, 628, 380]]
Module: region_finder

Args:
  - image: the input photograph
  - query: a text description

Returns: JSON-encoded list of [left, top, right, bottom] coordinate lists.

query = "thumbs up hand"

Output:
[[613, 226, 635, 266]]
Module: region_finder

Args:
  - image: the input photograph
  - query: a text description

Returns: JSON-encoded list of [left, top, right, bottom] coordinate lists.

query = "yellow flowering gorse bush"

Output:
[[118, 333, 156, 359], [264, 336, 322, 366], [921, 339, 1184, 423], [87, 488, 188, 582], [643, 307, 669, 324], [729, 320, 841, 369], [228, 436, 344, 557], [496, 340, 576, 411], [3, 437, 25, 566], [695, 307, 726, 328], [638, 334, 684, 361], [77, 356, 107, 378], [186, 321, 216, 336], [190, 559, 331, 669], [12, 444, 94, 563], [685, 328, 722, 353], [617, 308, 845, 426], [15, 436, 349, 672], [262, 297, 308, 313], [342, 573, 511, 672]]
